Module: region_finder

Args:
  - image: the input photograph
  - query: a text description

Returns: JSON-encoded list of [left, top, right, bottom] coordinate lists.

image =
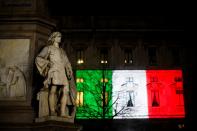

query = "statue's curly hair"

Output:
[[47, 32, 62, 45]]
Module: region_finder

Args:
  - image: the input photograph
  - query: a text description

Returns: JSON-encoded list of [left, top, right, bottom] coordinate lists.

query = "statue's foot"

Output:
[[60, 114, 73, 119]]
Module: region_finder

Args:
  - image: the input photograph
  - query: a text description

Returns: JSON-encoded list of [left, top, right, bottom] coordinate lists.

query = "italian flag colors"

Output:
[[76, 70, 185, 119]]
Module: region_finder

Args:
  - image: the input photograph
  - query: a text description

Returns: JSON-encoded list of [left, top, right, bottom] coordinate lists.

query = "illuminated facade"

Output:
[[76, 70, 185, 119]]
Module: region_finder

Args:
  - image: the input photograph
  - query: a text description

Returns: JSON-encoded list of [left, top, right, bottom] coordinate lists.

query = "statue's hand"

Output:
[[43, 80, 49, 88]]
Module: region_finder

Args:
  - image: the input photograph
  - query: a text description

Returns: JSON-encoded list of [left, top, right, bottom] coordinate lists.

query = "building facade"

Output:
[[0, 1, 192, 131]]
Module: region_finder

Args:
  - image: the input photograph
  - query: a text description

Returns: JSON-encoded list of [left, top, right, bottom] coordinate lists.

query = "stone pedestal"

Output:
[[32, 121, 82, 131], [0, 0, 56, 123], [0, 121, 82, 131], [35, 116, 74, 123]]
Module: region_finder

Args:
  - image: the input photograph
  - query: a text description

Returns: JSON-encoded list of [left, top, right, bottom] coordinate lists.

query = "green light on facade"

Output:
[[76, 70, 112, 119]]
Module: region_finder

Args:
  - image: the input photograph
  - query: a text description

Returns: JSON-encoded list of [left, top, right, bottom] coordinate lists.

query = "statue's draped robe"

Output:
[[35, 45, 77, 106]]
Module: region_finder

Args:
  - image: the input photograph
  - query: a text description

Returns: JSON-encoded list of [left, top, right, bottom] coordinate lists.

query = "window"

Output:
[[124, 49, 133, 64], [101, 92, 108, 106], [76, 92, 84, 107], [77, 49, 84, 64], [100, 49, 108, 64], [100, 78, 108, 83], [174, 76, 184, 106], [76, 78, 84, 83], [148, 47, 157, 65], [151, 90, 160, 107], [171, 47, 180, 66], [150, 77, 158, 82]]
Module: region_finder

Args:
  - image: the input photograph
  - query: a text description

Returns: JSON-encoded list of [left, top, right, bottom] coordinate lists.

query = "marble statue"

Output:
[[35, 32, 77, 122]]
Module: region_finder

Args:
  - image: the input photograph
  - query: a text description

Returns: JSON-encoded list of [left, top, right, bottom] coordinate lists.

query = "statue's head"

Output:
[[48, 32, 62, 45]]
